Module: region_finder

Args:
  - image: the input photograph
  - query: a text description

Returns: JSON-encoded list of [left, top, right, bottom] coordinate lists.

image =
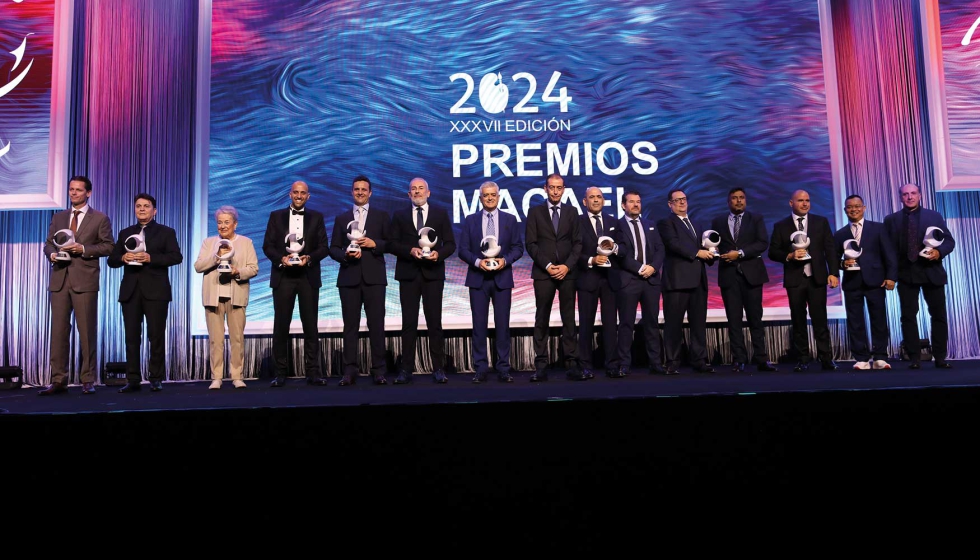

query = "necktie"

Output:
[[291, 208, 304, 216], [356, 207, 363, 230], [733, 213, 741, 242], [593, 215, 603, 237], [906, 214, 918, 262], [682, 217, 697, 240], [70, 210, 80, 233], [416, 207, 424, 231], [551, 206, 560, 233], [851, 222, 861, 243], [486, 212, 495, 237], [631, 219, 644, 262], [797, 217, 804, 231]]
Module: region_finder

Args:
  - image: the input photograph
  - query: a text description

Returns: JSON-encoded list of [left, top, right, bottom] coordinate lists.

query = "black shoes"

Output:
[[37, 383, 68, 396], [756, 361, 778, 372], [608, 367, 627, 378], [306, 376, 328, 386], [394, 370, 413, 384], [566, 369, 589, 381], [694, 364, 715, 373], [472, 371, 487, 383], [118, 382, 142, 393], [497, 372, 514, 383], [793, 361, 809, 372], [339, 373, 356, 386], [935, 360, 953, 369], [150, 381, 163, 392], [731, 362, 746, 373], [373, 373, 388, 385], [529, 371, 548, 382], [270, 375, 287, 388], [432, 369, 448, 383], [820, 360, 839, 371]]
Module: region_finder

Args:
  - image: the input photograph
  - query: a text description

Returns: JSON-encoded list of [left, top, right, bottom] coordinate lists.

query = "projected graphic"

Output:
[[206, 0, 839, 330]]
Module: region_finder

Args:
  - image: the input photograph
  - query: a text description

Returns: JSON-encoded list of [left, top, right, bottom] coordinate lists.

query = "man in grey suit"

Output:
[[39, 176, 114, 395]]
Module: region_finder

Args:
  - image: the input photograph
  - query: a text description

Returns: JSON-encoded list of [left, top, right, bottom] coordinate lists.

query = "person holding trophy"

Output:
[[883, 183, 956, 369], [262, 181, 330, 387], [108, 193, 183, 392], [459, 181, 523, 383], [194, 206, 259, 389], [39, 176, 114, 396], [575, 186, 620, 379], [768, 189, 839, 372], [388, 178, 456, 384], [329, 175, 390, 386]]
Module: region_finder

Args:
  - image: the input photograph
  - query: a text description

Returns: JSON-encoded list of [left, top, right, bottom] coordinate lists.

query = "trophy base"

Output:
[[55, 252, 71, 261], [127, 262, 143, 266], [485, 260, 499, 270], [844, 265, 861, 271], [286, 257, 303, 265], [421, 249, 432, 258], [799, 253, 812, 261], [217, 264, 233, 273], [597, 262, 612, 268], [347, 244, 361, 254]]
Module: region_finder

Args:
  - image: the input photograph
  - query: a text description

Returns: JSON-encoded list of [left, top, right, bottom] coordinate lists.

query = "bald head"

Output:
[[789, 190, 810, 216], [289, 181, 310, 209]]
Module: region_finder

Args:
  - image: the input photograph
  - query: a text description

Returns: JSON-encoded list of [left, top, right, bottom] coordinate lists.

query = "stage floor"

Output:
[[3, 359, 978, 415]]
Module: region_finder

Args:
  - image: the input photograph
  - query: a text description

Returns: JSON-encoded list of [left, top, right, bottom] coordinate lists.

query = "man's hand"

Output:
[[720, 250, 739, 262], [347, 249, 362, 260], [548, 264, 569, 280], [280, 256, 293, 267], [883, 279, 896, 290], [299, 255, 310, 267], [828, 275, 839, 289], [425, 250, 438, 261], [49, 252, 59, 263], [638, 264, 655, 278], [696, 249, 715, 261], [790, 248, 808, 261], [843, 258, 857, 268], [357, 237, 376, 249], [594, 254, 609, 266], [924, 248, 940, 261]]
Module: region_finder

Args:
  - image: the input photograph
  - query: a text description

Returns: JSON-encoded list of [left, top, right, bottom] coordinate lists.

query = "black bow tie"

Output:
[[291, 209, 305, 216]]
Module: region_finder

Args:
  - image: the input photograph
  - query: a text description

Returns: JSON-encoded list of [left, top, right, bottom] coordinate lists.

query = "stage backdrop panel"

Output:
[[198, 0, 843, 334]]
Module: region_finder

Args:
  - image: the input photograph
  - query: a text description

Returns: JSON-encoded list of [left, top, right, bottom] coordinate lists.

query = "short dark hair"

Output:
[[545, 173, 563, 184], [728, 187, 745, 197], [667, 189, 685, 202], [900, 183, 920, 193], [134, 193, 156, 208], [845, 194, 864, 205], [69, 175, 92, 192], [352, 175, 372, 191], [621, 189, 641, 204]]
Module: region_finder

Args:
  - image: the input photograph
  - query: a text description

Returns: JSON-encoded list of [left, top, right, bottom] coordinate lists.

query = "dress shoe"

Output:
[[694, 364, 715, 374], [607, 368, 625, 378], [793, 361, 809, 373], [872, 360, 891, 370], [820, 360, 839, 371], [270, 375, 287, 388], [432, 369, 448, 384], [566, 369, 589, 381], [909, 361, 921, 370], [529, 371, 548, 382], [81, 382, 96, 394], [307, 376, 328, 386], [731, 362, 746, 373], [853, 361, 871, 370], [209, 379, 222, 390], [935, 360, 953, 369], [497, 372, 514, 383], [37, 383, 68, 396], [150, 381, 164, 392], [756, 361, 778, 372], [232, 379, 247, 389], [664, 368, 679, 375], [118, 382, 142, 393], [339, 373, 356, 386], [649, 366, 665, 375], [373, 373, 388, 385], [617, 366, 631, 377], [472, 371, 487, 383], [581, 369, 595, 380], [394, 371, 413, 384]]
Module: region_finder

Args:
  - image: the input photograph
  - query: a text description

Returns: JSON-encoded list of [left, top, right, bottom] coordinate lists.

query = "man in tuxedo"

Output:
[[767, 189, 840, 372], [262, 180, 329, 387], [883, 183, 956, 369], [835, 194, 897, 370], [108, 193, 183, 392], [39, 175, 114, 395], [459, 181, 524, 383], [711, 187, 777, 373], [658, 189, 715, 374], [525, 173, 583, 381], [576, 186, 619, 379], [330, 175, 390, 385], [613, 190, 665, 376], [388, 177, 456, 384]]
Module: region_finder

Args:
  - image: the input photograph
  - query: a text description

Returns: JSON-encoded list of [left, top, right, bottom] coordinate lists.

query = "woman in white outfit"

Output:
[[194, 206, 259, 389]]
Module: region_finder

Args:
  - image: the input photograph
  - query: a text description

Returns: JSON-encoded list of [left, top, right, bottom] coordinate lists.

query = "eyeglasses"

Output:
[[844, 205, 864, 210], [670, 197, 687, 203]]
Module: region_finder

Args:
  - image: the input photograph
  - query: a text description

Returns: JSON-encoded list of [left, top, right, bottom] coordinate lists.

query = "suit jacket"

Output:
[[329, 206, 390, 287], [612, 215, 664, 289], [576, 212, 620, 291], [883, 207, 955, 286], [525, 201, 581, 281], [388, 205, 457, 281], [710, 211, 770, 288], [193, 235, 260, 307], [658, 213, 715, 292], [45, 207, 114, 292], [833, 220, 897, 291], [458, 209, 524, 289], [768, 213, 837, 288], [107, 220, 183, 302], [262, 207, 329, 289]]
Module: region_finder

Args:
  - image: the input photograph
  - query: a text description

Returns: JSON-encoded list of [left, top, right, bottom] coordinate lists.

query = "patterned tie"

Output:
[[797, 217, 804, 231], [416, 207, 424, 231], [631, 219, 644, 262], [70, 210, 80, 233], [593, 214, 603, 237], [851, 222, 861, 243], [486, 212, 494, 237], [907, 215, 918, 262], [551, 205, 560, 233], [682, 217, 697, 240], [733, 213, 741, 242]]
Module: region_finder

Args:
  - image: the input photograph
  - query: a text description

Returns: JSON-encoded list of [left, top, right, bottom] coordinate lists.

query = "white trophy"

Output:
[[124, 230, 146, 266], [481, 235, 501, 270], [214, 238, 235, 273], [346, 220, 364, 254], [52, 229, 75, 261], [596, 235, 615, 267], [284, 232, 304, 265], [418, 226, 437, 258], [789, 230, 812, 261], [842, 238, 862, 271], [701, 230, 721, 257], [919, 226, 945, 258]]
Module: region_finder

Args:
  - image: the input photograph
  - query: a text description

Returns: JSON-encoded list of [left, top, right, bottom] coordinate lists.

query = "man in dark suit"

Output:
[[768, 189, 840, 372], [711, 187, 777, 372], [39, 175, 114, 395], [262, 180, 330, 387], [835, 194, 897, 371], [459, 181, 524, 383], [108, 193, 183, 392], [330, 175, 390, 385], [525, 173, 583, 381], [658, 189, 716, 374], [613, 190, 665, 376], [388, 177, 456, 384], [883, 183, 956, 369], [576, 186, 619, 379]]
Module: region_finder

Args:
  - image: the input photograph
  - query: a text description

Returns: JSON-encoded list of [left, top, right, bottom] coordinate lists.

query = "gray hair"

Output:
[[215, 205, 239, 223], [479, 181, 499, 194]]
